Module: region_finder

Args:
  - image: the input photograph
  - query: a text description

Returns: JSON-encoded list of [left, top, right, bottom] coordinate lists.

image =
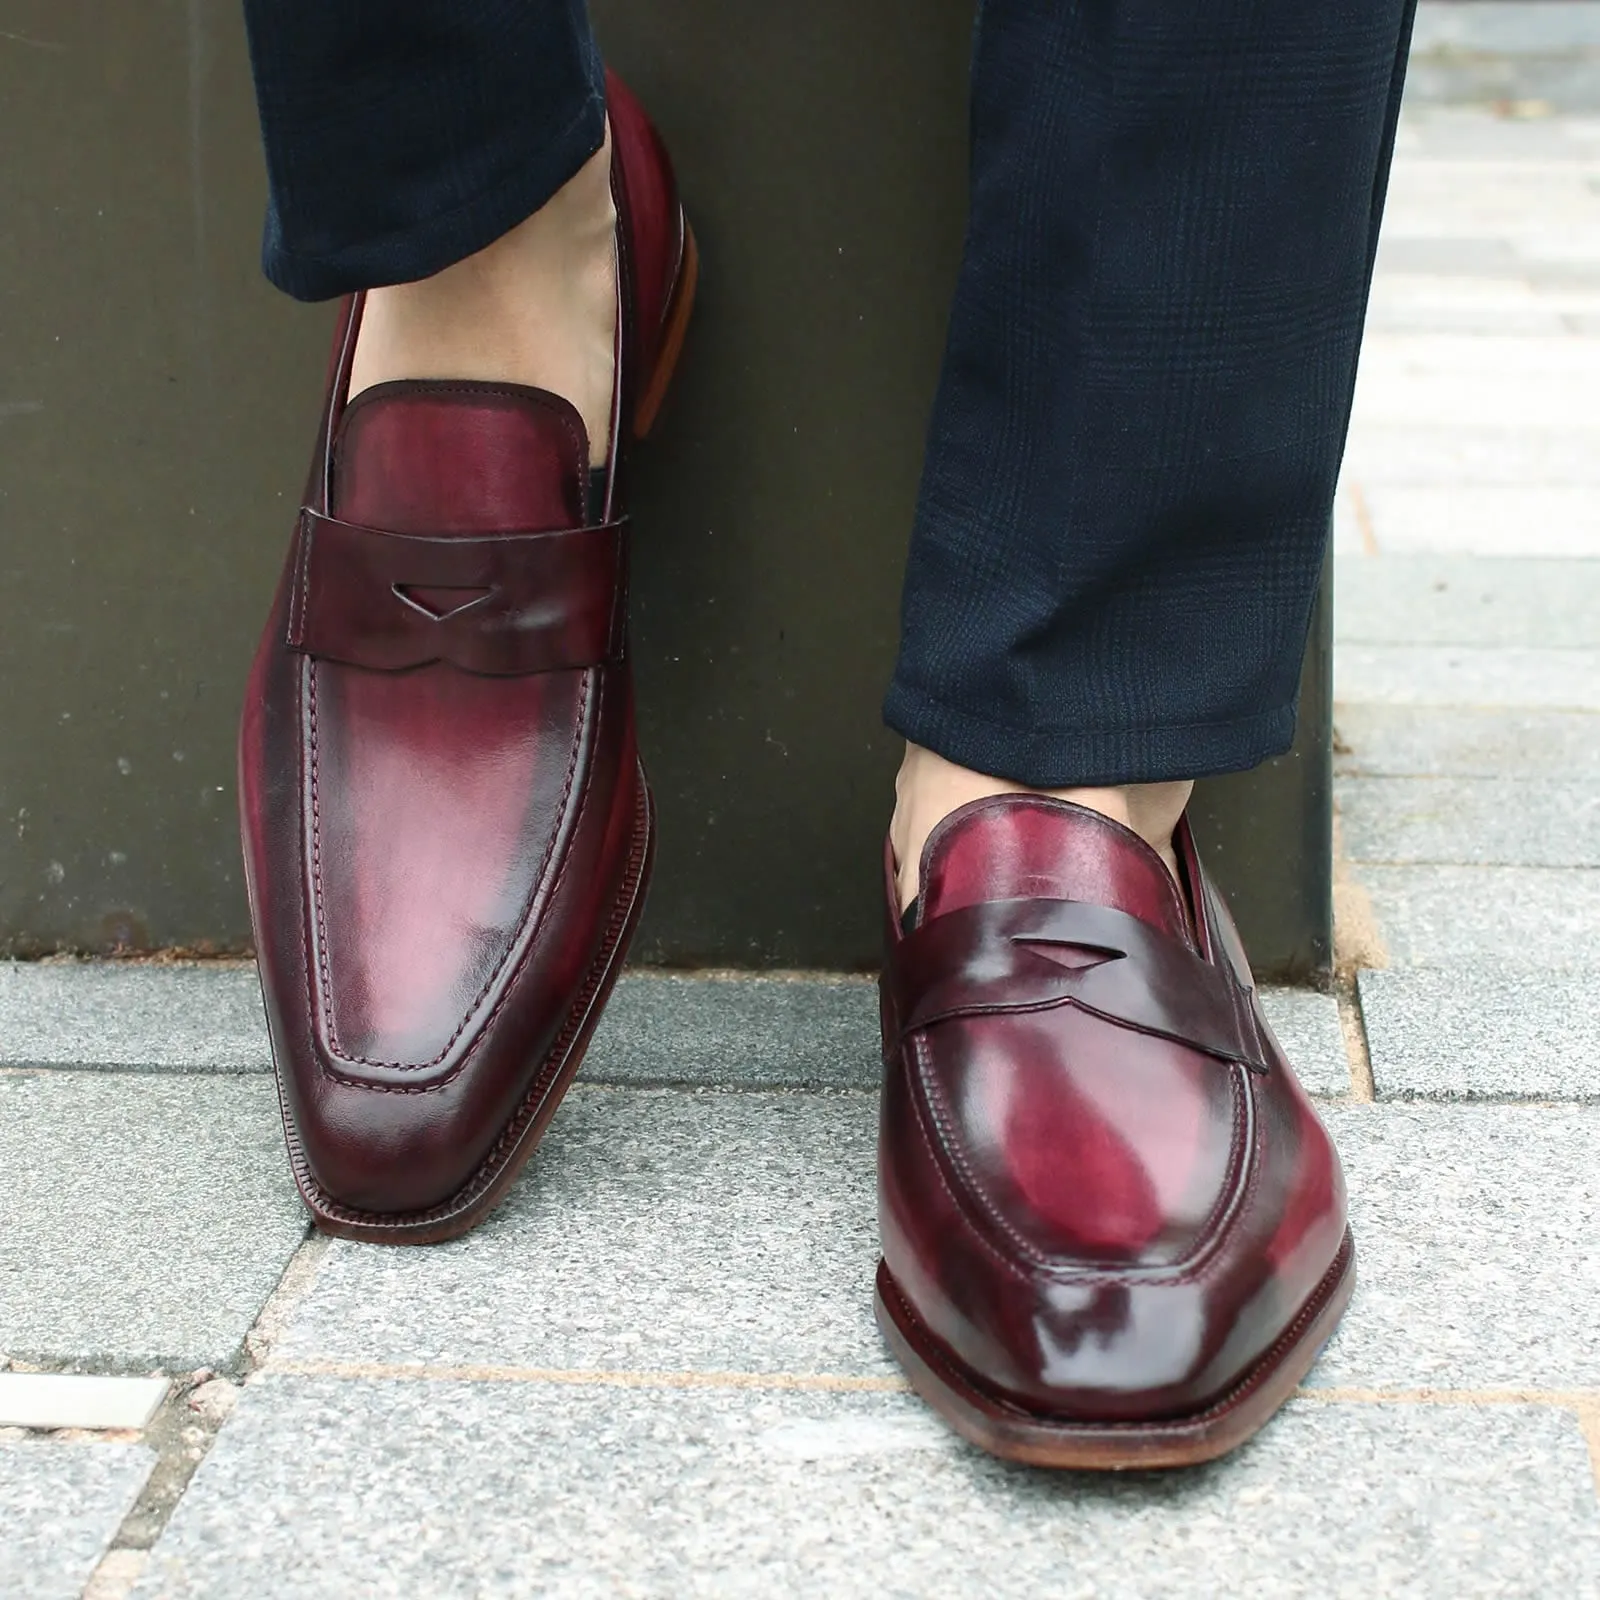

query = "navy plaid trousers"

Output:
[[244, 0, 1416, 786]]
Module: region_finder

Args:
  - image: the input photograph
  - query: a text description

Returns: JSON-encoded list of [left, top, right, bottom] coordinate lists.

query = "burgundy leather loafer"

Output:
[[238, 73, 696, 1243], [876, 796, 1353, 1468]]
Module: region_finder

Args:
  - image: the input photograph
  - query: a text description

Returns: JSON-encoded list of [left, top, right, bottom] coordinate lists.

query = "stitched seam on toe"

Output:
[[903, 1037, 1033, 1286], [280, 775, 650, 1223]]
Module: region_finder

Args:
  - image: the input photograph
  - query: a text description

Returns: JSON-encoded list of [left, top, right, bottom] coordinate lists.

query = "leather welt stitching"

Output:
[[1188, 1065, 1252, 1252], [885, 1229, 1353, 1431], [1219, 1062, 1263, 1257], [288, 513, 315, 647], [903, 1036, 1033, 1287], [281, 779, 649, 1224], [913, 1050, 1072, 1277], [305, 662, 330, 1063], [304, 668, 590, 1079]]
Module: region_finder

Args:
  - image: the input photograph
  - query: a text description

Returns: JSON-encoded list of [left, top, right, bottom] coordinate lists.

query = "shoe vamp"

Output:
[[307, 657, 587, 1069], [916, 1005, 1244, 1270]]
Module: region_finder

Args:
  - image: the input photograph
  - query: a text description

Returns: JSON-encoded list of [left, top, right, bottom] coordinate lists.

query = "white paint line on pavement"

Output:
[[0, 1372, 168, 1431]]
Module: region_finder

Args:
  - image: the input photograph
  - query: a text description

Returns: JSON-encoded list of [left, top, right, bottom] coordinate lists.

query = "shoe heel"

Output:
[[633, 218, 699, 440]]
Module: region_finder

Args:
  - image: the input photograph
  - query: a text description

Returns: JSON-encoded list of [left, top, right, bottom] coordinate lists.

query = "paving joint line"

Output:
[[1330, 796, 1380, 1101], [76, 1228, 328, 1598], [1330, 812, 1390, 978], [1302, 1386, 1600, 1407], [574, 1081, 879, 1101], [239, 1230, 331, 1372], [1334, 977, 1377, 1103], [1575, 1398, 1600, 1505], [1347, 478, 1381, 556], [262, 1358, 910, 1393], [1310, 1388, 1600, 1503], [1345, 856, 1600, 869], [257, 1362, 1600, 1412], [1356, 1093, 1600, 1109]]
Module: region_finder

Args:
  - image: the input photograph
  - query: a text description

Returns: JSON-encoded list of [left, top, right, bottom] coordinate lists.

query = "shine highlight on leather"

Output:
[[238, 71, 693, 1242], [875, 795, 1353, 1467]]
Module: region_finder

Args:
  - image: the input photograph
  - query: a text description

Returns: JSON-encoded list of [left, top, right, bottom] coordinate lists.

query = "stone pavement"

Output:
[[7, 51, 1600, 1600]]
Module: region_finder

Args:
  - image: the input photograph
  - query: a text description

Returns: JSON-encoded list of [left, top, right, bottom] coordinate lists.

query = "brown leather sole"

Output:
[[875, 1228, 1356, 1470], [277, 771, 656, 1245]]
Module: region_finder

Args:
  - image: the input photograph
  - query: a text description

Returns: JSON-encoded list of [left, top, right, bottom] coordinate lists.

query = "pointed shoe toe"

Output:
[[875, 795, 1353, 1467], [238, 73, 693, 1243]]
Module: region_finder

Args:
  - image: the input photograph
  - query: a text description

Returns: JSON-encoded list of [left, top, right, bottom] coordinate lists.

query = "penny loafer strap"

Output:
[[285, 508, 626, 676], [887, 897, 1271, 1073]]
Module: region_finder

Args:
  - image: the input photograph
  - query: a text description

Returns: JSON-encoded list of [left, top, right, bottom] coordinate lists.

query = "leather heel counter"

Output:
[[605, 68, 685, 391]]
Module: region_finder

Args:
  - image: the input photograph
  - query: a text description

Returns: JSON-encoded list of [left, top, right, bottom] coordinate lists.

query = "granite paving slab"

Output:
[[1410, 2, 1600, 57], [277, 1018, 1351, 1380], [1360, 968, 1600, 1102], [0, 967, 881, 1087], [1361, 277, 1600, 339], [0, 962, 266, 1072], [282, 1095, 1600, 1394], [0, 1074, 306, 1369], [1257, 988, 1352, 1098], [275, 1085, 891, 1377], [1363, 273, 1600, 320], [1368, 239, 1600, 287], [1336, 776, 1600, 866], [1334, 556, 1600, 647], [1342, 424, 1600, 487], [1335, 706, 1600, 780], [589, 978, 1337, 1096], [1353, 863, 1600, 967], [1370, 244, 1600, 295], [1365, 242, 1516, 288], [1397, 106, 1600, 163], [584, 973, 879, 1089], [1380, 164, 1600, 241], [1355, 484, 1600, 557], [1406, 54, 1600, 115], [1334, 645, 1600, 709], [0, 1439, 154, 1600], [1360, 293, 1573, 337], [1350, 333, 1600, 432], [135, 1378, 1600, 1600], [589, 981, 1344, 1095], [0, 968, 1338, 1096], [1314, 1104, 1600, 1389]]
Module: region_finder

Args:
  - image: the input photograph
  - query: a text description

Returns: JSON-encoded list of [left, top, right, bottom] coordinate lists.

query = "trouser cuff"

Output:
[[261, 91, 606, 302], [882, 681, 1298, 790]]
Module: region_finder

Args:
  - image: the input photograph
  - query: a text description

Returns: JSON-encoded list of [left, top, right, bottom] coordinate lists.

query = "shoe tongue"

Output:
[[330, 381, 589, 535], [916, 796, 1194, 947]]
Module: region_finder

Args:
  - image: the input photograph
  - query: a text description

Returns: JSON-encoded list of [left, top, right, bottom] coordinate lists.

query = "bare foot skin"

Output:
[[889, 743, 1194, 911], [348, 129, 619, 462]]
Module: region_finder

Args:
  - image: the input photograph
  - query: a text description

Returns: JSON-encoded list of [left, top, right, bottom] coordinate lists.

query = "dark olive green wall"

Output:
[[0, 0, 1329, 977]]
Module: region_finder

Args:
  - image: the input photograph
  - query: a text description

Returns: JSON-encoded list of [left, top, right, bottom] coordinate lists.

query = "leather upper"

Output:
[[239, 72, 683, 1220], [877, 796, 1347, 1422]]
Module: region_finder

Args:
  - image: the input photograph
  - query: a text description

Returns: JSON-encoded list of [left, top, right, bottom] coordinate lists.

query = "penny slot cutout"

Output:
[[392, 584, 494, 622]]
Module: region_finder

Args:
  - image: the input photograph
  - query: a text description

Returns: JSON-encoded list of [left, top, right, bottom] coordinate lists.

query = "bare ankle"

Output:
[[348, 132, 619, 460], [890, 745, 1193, 910]]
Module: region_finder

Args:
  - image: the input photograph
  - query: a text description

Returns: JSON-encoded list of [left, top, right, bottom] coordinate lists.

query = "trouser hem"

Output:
[[261, 91, 607, 302], [881, 682, 1298, 789]]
